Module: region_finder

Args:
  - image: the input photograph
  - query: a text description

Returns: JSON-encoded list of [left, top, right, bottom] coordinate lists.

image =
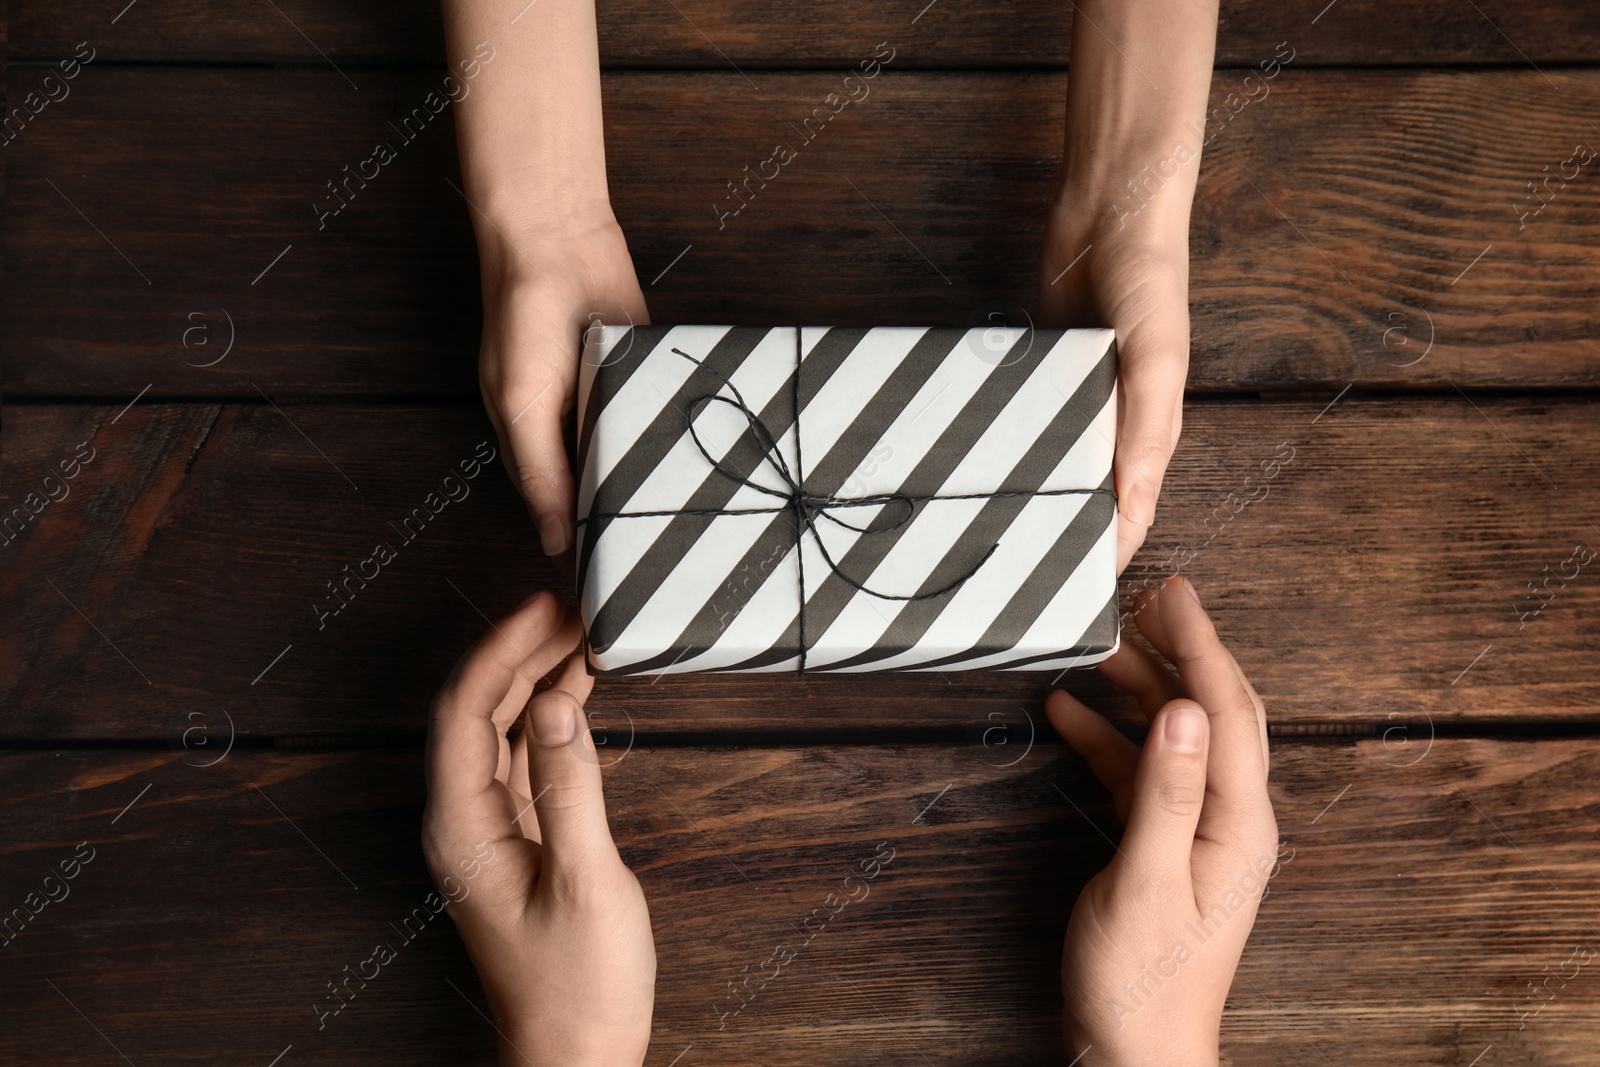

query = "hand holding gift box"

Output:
[[575, 325, 1120, 675], [425, 580, 1275, 1067]]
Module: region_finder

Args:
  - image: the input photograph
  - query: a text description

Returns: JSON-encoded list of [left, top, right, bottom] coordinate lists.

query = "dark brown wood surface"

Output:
[[9, 0, 1600, 66], [5, 5, 1599, 1066], [2, 741, 1595, 1065], [5, 397, 1595, 737], [5, 68, 1598, 397]]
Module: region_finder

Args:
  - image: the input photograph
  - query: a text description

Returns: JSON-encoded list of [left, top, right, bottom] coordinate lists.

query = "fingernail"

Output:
[[1165, 704, 1207, 752], [532, 695, 578, 745], [1180, 576, 1201, 605], [1121, 484, 1156, 528], [538, 513, 569, 556]]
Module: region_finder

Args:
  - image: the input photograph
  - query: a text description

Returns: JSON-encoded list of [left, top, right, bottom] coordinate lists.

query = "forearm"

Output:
[[498, 1031, 644, 1067], [1058, 0, 1219, 233], [440, 0, 614, 257]]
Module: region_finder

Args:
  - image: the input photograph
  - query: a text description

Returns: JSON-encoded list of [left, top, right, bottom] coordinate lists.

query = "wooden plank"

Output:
[[4, 67, 1598, 397], [1, 66, 481, 397], [0, 740, 1594, 1064], [4, 397, 1596, 738], [8, 0, 1600, 66]]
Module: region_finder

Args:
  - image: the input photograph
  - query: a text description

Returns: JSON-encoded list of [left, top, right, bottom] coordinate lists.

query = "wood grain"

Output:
[[5, 15, 1595, 1067], [0, 741, 1595, 1065], [4, 68, 1598, 397], [5, 397, 1596, 738], [8, 0, 1600, 66]]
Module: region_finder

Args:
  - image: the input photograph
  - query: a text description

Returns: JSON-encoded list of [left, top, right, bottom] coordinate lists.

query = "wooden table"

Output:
[[4, 3, 1599, 1063]]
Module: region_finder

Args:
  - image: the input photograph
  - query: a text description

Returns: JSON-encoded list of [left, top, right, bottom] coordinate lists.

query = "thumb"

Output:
[[1110, 275, 1188, 560], [505, 395, 575, 557], [525, 688, 615, 865], [1115, 700, 1209, 887]]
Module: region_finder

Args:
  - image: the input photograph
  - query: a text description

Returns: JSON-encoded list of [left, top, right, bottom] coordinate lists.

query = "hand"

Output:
[[1037, 0, 1218, 574], [1047, 577, 1278, 1067], [423, 591, 655, 1066], [477, 213, 650, 558], [442, 0, 647, 561], [1039, 179, 1191, 575]]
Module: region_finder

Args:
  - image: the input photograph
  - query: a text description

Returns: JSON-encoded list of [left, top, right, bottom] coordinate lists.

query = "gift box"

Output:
[[575, 325, 1119, 675]]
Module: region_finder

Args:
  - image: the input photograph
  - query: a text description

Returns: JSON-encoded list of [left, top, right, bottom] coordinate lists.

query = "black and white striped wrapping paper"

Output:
[[575, 326, 1119, 675]]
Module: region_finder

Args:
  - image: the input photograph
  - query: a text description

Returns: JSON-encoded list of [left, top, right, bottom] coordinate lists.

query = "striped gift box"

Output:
[[575, 325, 1119, 675]]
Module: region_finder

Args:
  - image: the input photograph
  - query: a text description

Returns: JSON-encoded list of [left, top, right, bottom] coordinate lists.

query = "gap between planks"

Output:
[[11, 385, 1600, 406], [9, 57, 1600, 73], [6, 720, 1600, 751]]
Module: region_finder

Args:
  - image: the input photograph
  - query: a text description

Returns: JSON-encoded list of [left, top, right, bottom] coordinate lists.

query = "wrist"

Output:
[[1074, 1040, 1220, 1067], [1044, 189, 1189, 269], [473, 205, 626, 293], [1065, 1011, 1219, 1067], [467, 172, 616, 246], [1052, 129, 1202, 246]]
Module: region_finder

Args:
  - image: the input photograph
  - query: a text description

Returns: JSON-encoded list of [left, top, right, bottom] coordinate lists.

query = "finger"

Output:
[[1156, 577, 1271, 819], [1115, 700, 1209, 886], [525, 655, 611, 869], [501, 383, 575, 557], [477, 284, 580, 555], [1096, 638, 1186, 720], [1046, 690, 1140, 825], [423, 593, 579, 897], [1112, 305, 1187, 533], [1130, 583, 1178, 664], [492, 284, 650, 559], [427, 592, 578, 807], [1115, 513, 1151, 576], [508, 722, 542, 843], [488, 632, 582, 790], [1222, 647, 1272, 779]]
